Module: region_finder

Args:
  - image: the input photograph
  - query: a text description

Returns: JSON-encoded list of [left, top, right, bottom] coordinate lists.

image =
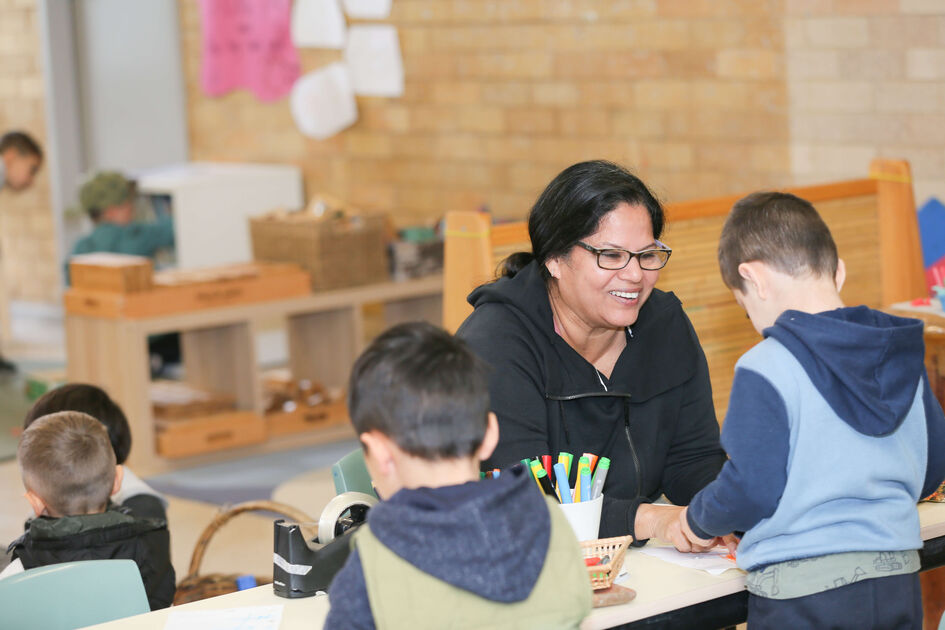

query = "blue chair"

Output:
[[331, 448, 377, 497], [0, 559, 150, 629]]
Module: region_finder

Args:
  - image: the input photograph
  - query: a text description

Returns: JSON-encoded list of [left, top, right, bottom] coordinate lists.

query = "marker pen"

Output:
[[582, 452, 599, 473], [591, 457, 610, 499], [541, 455, 553, 482], [493, 468, 500, 479], [555, 451, 572, 479], [572, 457, 589, 502], [536, 468, 558, 501], [580, 465, 592, 503], [554, 462, 572, 504], [528, 459, 544, 492]]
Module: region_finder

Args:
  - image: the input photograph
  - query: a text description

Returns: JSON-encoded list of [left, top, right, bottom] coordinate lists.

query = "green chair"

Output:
[[331, 448, 377, 497], [0, 559, 150, 629]]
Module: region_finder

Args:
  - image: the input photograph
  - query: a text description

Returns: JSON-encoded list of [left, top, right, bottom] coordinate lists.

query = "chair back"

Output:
[[331, 448, 377, 497], [442, 211, 529, 333], [0, 559, 150, 629]]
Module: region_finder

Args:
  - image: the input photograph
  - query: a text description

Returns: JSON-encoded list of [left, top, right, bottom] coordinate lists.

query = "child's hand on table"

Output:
[[678, 506, 722, 553]]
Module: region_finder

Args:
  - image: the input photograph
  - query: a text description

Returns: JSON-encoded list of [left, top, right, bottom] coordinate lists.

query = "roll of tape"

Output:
[[318, 491, 378, 543]]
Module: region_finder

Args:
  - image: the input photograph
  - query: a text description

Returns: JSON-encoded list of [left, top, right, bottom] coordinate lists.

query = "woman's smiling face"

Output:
[[545, 202, 661, 331]]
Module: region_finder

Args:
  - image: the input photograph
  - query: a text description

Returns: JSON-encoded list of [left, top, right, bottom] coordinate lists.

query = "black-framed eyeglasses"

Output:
[[575, 240, 672, 271]]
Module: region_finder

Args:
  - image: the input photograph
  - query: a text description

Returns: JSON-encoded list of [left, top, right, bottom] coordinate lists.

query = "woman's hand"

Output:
[[635, 503, 717, 552]]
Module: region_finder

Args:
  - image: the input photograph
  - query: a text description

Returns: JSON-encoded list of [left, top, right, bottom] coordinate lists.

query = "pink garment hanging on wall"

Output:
[[198, 0, 300, 102]]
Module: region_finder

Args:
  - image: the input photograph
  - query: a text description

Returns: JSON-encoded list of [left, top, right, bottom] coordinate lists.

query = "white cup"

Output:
[[557, 494, 603, 541]]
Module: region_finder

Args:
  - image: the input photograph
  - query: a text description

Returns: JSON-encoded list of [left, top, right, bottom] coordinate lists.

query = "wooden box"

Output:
[[64, 262, 310, 319], [155, 410, 266, 458], [266, 399, 349, 437], [69, 253, 153, 293]]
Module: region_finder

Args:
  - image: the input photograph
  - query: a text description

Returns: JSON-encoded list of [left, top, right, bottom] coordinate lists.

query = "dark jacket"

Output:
[[456, 260, 726, 541], [8, 506, 175, 610], [325, 465, 588, 629]]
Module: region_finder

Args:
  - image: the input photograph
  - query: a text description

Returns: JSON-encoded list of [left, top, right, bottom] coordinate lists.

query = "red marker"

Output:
[[541, 455, 553, 482]]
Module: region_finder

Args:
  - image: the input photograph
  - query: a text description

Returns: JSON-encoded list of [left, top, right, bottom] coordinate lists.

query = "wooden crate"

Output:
[[69, 253, 153, 293], [250, 207, 390, 291], [64, 262, 310, 319], [155, 410, 266, 458], [266, 399, 349, 437]]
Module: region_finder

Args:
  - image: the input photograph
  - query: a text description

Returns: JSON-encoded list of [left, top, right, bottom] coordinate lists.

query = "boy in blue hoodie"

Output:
[[325, 322, 592, 630], [680, 192, 945, 629]]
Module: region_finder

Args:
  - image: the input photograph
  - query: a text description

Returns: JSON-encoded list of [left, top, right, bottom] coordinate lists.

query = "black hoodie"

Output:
[[456, 260, 726, 541]]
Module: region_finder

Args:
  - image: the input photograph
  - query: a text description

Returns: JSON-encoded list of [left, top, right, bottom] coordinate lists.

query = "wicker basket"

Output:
[[580, 535, 633, 590], [173, 500, 315, 605], [249, 201, 390, 291]]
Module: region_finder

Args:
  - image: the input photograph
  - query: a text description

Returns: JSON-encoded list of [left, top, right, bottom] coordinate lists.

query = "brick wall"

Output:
[[786, 0, 945, 204], [0, 0, 59, 302], [177, 0, 793, 226]]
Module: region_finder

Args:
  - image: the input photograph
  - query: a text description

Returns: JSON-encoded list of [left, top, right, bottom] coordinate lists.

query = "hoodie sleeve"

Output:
[[687, 368, 790, 539], [660, 324, 727, 506], [458, 304, 553, 469], [325, 549, 376, 630], [922, 374, 945, 499]]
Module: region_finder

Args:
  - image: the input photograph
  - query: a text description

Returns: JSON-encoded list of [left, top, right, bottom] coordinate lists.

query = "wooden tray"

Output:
[[64, 262, 310, 319], [155, 410, 266, 458]]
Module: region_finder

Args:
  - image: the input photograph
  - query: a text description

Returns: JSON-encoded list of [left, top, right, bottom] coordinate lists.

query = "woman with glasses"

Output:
[[457, 160, 727, 550]]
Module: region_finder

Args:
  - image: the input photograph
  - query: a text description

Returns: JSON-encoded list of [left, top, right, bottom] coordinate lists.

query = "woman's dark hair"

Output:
[[24, 383, 132, 465], [501, 160, 665, 278]]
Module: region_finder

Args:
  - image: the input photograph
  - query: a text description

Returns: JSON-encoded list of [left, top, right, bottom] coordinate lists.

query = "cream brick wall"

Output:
[[786, 0, 945, 204], [0, 0, 58, 303], [177, 0, 793, 224]]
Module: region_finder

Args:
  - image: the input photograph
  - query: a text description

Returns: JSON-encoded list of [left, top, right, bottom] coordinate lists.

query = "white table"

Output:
[[84, 502, 945, 629]]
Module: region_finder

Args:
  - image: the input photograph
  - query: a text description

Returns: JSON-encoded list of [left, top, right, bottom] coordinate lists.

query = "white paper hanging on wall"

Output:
[[291, 0, 347, 48], [341, 0, 392, 19], [344, 25, 404, 97], [290, 63, 359, 139]]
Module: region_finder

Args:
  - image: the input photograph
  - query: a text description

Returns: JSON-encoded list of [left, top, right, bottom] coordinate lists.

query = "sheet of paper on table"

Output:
[[163, 605, 284, 630], [638, 545, 740, 576]]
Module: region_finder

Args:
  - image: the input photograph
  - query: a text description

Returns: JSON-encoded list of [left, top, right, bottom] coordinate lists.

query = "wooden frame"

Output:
[[443, 159, 925, 419]]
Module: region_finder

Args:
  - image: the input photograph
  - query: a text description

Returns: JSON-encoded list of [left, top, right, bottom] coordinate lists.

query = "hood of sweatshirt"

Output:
[[465, 260, 699, 401], [764, 306, 926, 436], [365, 464, 551, 603]]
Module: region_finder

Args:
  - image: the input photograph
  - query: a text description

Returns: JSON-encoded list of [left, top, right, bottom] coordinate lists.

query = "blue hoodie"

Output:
[[687, 306, 945, 571], [325, 465, 560, 629]]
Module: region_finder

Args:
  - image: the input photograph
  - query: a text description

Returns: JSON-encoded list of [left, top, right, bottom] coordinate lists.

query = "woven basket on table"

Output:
[[173, 500, 315, 605]]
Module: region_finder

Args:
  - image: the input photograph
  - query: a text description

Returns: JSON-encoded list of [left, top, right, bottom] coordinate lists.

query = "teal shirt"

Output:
[[67, 213, 174, 284]]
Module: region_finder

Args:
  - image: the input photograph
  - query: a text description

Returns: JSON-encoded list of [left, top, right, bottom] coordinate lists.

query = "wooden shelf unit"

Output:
[[65, 275, 443, 475]]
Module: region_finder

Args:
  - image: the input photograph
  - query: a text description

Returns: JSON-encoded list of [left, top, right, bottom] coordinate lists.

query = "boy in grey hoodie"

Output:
[[681, 192, 945, 629], [325, 322, 592, 630]]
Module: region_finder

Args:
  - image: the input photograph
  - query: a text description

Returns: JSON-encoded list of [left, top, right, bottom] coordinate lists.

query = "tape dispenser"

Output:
[[273, 491, 377, 598]]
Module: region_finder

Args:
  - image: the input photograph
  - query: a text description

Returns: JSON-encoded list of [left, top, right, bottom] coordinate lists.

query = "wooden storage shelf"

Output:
[[65, 274, 442, 475]]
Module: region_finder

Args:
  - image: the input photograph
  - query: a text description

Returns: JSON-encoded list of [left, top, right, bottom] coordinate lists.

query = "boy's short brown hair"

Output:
[[18, 411, 116, 516], [718, 191, 839, 292]]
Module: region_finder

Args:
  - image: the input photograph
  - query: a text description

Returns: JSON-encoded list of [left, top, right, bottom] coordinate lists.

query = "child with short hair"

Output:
[[680, 192, 945, 629], [325, 322, 592, 630], [23, 383, 168, 521], [3, 411, 175, 610], [0, 130, 42, 194]]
